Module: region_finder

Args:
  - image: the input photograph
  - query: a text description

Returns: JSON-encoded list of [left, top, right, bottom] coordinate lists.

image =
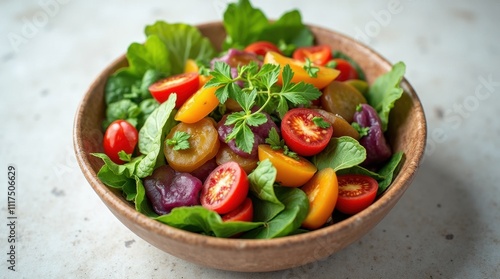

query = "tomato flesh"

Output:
[[301, 168, 338, 230], [221, 197, 253, 222], [331, 59, 359, 81], [281, 108, 333, 157], [103, 120, 138, 164], [174, 84, 220, 124], [244, 41, 281, 57], [293, 45, 332, 66], [201, 161, 249, 214], [149, 72, 200, 108], [258, 145, 317, 187], [336, 174, 378, 215]]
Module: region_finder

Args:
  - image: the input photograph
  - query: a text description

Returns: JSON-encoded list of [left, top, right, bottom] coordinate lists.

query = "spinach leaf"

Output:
[[155, 206, 263, 238], [258, 10, 314, 50], [136, 94, 178, 178], [312, 136, 366, 171], [247, 159, 284, 222], [377, 151, 405, 194], [222, 0, 269, 50], [336, 165, 385, 180], [145, 21, 216, 75], [91, 153, 144, 178], [104, 69, 140, 105], [243, 187, 309, 239], [366, 61, 406, 131], [126, 34, 170, 78], [103, 99, 141, 129]]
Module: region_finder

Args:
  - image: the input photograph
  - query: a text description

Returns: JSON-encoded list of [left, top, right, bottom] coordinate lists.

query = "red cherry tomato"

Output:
[[148, 72, 200, 108], [330, 58, 359, 81], [292, 45, 332, 66], [336, 174, 378, 215], [103, 120, 138, 164], [221, 197, 253, 222], [201, 161, 249, 214], [281, 108, 333, 157], [244, 41, 281, 57]]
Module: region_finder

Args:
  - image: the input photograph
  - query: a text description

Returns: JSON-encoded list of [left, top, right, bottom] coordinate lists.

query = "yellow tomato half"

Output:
[[257, 144, 317, 187], [175, 85, 220, 124], [301, 168, 338, 230], [184, 59, 210, 86], [263, 51, 339, 89]]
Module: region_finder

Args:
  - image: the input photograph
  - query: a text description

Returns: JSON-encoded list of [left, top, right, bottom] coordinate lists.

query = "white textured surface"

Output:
[[1, 0, 499, 278]]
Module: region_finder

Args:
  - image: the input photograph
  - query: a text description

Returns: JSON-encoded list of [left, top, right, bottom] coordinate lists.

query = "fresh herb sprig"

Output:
[[205, 61, 322, 154], [265, 128, 299, 160]]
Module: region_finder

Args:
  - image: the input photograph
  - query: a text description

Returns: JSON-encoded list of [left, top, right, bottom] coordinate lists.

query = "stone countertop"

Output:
[[1, 0, 499, 278]]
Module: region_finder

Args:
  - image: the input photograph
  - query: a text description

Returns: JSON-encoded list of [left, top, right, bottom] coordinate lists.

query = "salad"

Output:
[[92, 0, 406, 239]]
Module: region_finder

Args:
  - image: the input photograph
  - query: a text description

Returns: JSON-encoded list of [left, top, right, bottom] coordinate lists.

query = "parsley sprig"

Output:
[[166, 131, 191, 151], [265, 128, 299, 160], [205, 61, 322, 154]]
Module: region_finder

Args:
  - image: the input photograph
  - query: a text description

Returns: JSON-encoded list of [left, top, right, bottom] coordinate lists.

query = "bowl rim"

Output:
[[73, 21, 427, 253]]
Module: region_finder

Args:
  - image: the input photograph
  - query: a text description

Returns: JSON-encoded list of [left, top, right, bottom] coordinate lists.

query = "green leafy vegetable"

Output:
[[155, 206, 263, 238], [206, 62, 321, 153], [135, 176, 158, 217], [248, 159, 284, 222], [366, 61, 406, 131], [222, 0, 313, 51], [104, 69, 140, 105], [136, 94, 178, 178], [91, 153, 144, 178], [312, 136, 366, 171], [303, 58, 319, 78], [126, 35, 170, 78], [377, 151, 405, 194], [103, 99, 141, 128], [166, 131, 191, 151], [351, 122, 370, 137], [265, 128, 299, 160], [312, 116, 331, 129], [145, 21, 216, 75], [243, 187, 309, 239]]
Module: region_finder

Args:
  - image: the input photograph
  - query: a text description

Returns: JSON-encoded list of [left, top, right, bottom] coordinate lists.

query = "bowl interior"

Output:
[[73, 22, 426, 272]]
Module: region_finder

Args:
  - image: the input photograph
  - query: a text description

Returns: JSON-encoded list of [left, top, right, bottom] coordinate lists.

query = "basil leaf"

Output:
[[136, 94, 178, 178], [126, 34, 170, 78], [145, 21, 216, 75], [155, 206, 263, 238], [377, 151, 405, 194], [366, 62, 406, 131], [243, 187, 309, 239], [248, 159, 284, 222], [312, 136, 366, 171]]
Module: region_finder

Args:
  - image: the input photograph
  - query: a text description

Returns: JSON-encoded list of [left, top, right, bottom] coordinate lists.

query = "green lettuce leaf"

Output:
[[126, 34, 170, 78], [366, 61, 406, 131], [145, 21, 216, 75], [258, 10, 314, 49], [312, 136, 366, 171]]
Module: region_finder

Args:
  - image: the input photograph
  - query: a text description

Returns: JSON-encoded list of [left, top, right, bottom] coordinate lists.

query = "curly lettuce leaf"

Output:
[[366, 61, 406, 131], [145, 21, 216, 75]]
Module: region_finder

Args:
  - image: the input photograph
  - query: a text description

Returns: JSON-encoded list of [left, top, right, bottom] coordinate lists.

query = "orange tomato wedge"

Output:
[[257, 144, 317, 187], [301, 168, 338, 230], [175, 85, 220, 124], [263, 51, 340, 89], [184, 58, 210, 86]]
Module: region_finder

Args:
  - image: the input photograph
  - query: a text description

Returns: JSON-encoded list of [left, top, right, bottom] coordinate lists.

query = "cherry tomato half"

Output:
[[263, 51, 339, 89], [221, 197, 253, 222], [103, 120, 138, 164], [330, 59, 359, 81], [201, 161, 249, 214], [281, 108, 333, 157], [336, 174, 378, 215], [258, 145, 317, 187], [244, 41, 281, 57], [301, 168, 338, 230], [149, 72, 200, 108], [293, 45, 332, 66]]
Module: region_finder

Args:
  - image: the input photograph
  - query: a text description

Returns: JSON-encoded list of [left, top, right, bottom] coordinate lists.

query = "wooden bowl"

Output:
[[73, 22, 426, 272]]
